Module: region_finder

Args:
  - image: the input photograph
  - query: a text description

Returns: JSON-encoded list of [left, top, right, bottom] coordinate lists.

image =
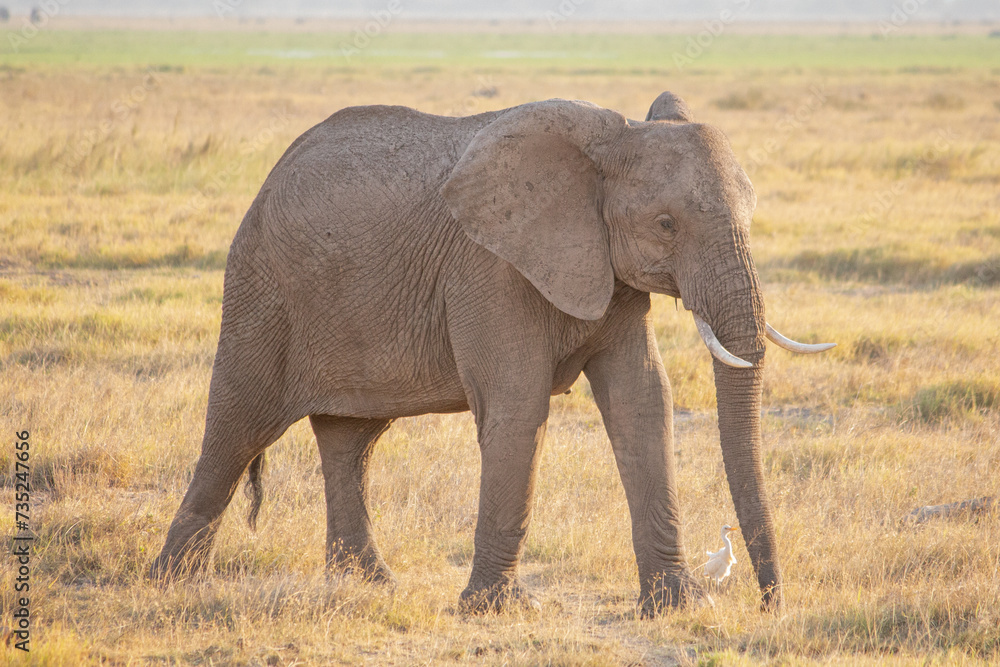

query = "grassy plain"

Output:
[[1, 23, 999, 666]]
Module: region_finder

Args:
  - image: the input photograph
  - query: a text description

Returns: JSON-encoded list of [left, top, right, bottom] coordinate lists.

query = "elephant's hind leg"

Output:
[[460, 403, 549, 614], [150, 385, 295, 579], [310, 414, 395, 584], [152, 251, 298, 579]]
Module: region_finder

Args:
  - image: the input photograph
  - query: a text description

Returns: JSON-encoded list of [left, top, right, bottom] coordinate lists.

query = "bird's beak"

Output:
[[727, 527, 739, 533]]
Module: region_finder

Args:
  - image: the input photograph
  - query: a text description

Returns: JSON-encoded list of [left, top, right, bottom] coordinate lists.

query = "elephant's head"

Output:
[[442, 93, 834, 610]]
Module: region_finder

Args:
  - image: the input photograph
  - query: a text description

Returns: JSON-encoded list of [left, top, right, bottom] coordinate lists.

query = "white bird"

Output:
[[702, 524, 738, 585]]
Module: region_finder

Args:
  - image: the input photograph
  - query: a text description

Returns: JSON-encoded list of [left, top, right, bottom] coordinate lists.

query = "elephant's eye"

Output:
[[657, 215, 676, 232]]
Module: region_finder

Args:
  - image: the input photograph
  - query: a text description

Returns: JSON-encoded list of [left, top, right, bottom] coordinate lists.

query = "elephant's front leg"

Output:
[[461, 402, 549, 613], [584, 321, 708, 616]]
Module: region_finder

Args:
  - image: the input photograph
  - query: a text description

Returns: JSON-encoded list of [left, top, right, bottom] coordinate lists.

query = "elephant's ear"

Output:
[[646, 91, 694, 122], [441, 99, 626, 321]]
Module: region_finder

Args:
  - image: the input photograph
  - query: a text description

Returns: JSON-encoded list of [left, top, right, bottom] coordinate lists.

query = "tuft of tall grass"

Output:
[[909, 378, 1000, 424], [712, 88, 771, 111], [923, 92, 966, 110], [771, 248, 1000, 288]]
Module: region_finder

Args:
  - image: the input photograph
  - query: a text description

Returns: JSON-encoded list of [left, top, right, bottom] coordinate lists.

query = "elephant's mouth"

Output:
[[638, 260, 682, 299]]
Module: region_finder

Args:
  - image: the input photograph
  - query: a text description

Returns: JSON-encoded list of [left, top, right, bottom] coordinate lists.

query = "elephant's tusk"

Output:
[[765, 324, 837, 354], [692, 313, 754, 369]]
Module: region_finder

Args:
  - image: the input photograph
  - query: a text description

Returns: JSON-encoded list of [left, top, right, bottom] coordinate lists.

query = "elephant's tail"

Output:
[[244, 452, 266, 531]]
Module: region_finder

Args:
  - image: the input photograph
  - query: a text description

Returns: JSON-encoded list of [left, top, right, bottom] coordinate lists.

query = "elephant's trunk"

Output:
[[692, 238, 782, 610], [713, 358, 781, 610]]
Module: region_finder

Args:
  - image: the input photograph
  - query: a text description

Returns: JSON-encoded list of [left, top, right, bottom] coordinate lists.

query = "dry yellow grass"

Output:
[[1, 28, 998, 665]]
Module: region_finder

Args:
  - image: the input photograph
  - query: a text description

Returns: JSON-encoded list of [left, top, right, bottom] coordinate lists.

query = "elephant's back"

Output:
[[271, 105, 498, 209], [251, 105, 497, 266], [311, 105, 499, 187]]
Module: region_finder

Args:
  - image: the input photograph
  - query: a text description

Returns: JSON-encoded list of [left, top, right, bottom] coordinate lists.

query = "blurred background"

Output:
[[1, 2, 998, 665], [0, 0, 998, 20]]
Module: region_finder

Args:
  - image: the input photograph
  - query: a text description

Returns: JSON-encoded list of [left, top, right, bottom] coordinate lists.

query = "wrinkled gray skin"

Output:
[[151, 91, 782, 615]]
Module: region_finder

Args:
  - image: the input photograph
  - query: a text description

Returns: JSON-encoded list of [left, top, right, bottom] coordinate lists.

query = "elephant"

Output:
[[151, 90, 834, 616]]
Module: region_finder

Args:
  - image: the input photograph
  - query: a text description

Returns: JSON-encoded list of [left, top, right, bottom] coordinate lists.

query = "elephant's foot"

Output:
[[149, 548, 211, 582], [150, 529, 215, 582], [360, 564, 399, 589], [638, 569, 712, 618], [459, 577, 541, 614], [149, 555, 181, 582], [759, 583, 782, 613], [328, 550, 398, 588]]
